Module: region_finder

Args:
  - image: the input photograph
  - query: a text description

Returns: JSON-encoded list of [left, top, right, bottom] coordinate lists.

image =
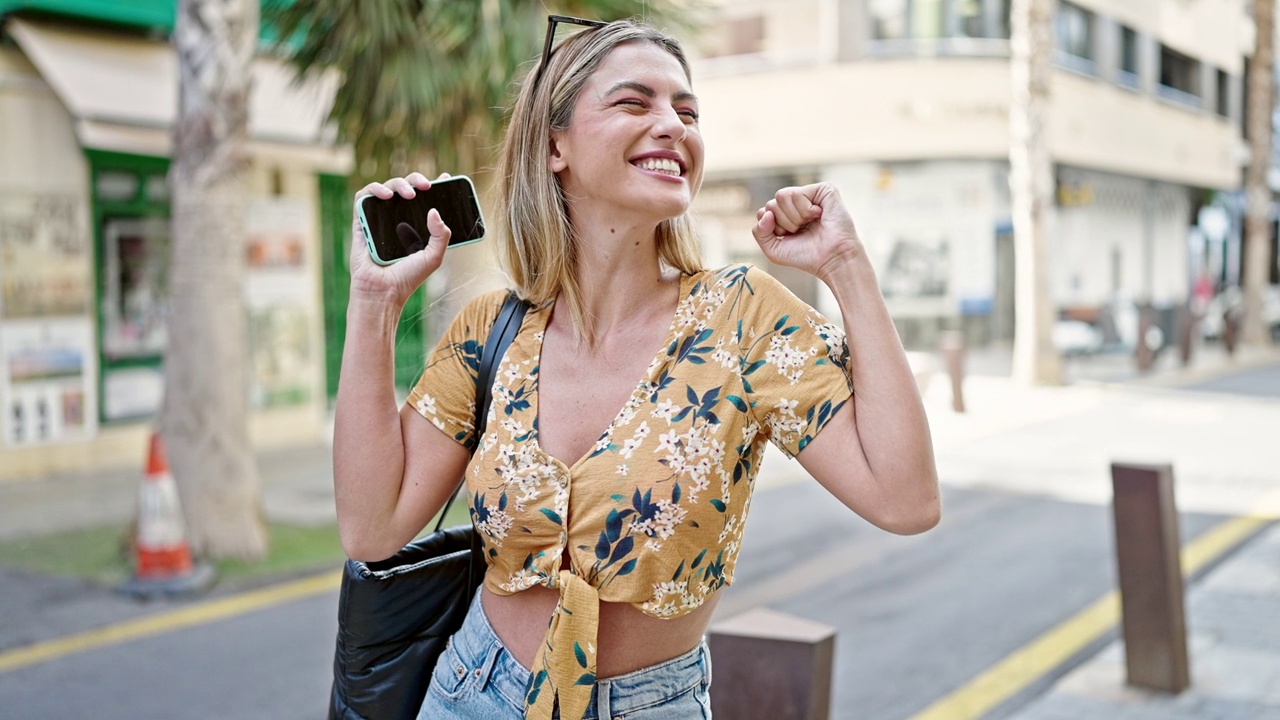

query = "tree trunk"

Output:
[[163, 0, 268, 559], [1009, 0, 1062, 385], [1243, 0, 1275, 348]]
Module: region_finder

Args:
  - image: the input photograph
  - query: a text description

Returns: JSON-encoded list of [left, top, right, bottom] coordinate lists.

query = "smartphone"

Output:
[[357, 175, 486, 265]]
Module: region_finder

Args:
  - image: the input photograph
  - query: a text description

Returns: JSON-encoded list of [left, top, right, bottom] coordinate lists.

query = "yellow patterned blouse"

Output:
[[407, 264, 853, 719]]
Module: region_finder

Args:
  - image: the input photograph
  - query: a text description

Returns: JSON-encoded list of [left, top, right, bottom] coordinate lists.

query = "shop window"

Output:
[[1158, 45, 1201, 108], [1117, 25, 1140, 89], [1054, 2, 1096, 75], [95, 172, 138, 202], [145, 174, 170, 203], [101, 217, 169, 361]]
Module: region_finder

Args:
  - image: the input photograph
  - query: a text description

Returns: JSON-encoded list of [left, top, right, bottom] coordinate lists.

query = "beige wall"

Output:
[[696, 57, 1240, 188], [1052, 71, 1241, 188], [696, 58, 1011, 174]]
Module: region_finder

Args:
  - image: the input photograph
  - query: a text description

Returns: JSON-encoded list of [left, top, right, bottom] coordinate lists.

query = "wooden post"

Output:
[[708, 608, 835, 719], [1110, 462, 1190, 693]]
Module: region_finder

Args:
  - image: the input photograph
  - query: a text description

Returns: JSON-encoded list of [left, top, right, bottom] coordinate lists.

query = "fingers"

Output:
[[762, 187, 822, 235], [356, 172, 438, 203]]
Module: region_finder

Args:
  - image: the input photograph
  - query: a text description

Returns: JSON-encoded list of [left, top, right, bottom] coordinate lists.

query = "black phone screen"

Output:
[[360, 179, 485, 263]]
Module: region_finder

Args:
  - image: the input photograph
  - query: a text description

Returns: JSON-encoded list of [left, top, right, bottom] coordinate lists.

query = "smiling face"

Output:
[[548, 41, 704, 228]]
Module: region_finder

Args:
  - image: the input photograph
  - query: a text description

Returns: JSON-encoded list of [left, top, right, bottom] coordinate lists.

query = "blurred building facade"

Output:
[[0, 1, 351, 478], [689, 0, 1255, 350]]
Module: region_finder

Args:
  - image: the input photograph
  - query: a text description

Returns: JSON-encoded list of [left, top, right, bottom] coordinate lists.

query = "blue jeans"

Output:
[[419, 592, 713, 719]]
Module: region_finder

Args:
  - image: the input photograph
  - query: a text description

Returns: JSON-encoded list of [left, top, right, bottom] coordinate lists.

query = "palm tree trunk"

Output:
[[163, 0, 268, 559], [1009, 0, 1063, 385], [1243, 0, 1275, 347]]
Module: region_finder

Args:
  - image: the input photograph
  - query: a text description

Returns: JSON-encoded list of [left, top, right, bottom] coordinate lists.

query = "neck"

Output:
[[569, 209, 673, 337]]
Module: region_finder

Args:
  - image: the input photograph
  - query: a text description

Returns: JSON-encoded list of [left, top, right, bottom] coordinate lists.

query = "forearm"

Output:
[[820, 256, 939, 503], [332, 297, 410, 549]]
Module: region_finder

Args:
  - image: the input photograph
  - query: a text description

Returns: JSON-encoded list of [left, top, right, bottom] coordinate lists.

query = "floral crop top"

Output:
[[407, 264, 853, 720]]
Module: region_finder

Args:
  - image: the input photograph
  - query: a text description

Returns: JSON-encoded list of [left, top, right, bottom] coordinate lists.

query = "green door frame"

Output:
[[85, 148, 171, 424]]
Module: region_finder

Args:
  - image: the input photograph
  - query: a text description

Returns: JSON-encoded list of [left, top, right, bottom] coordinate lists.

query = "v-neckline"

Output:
[[530, 271, 697, 472]]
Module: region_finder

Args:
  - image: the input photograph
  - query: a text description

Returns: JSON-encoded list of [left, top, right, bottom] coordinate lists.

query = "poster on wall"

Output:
[[1, 319, 96, 446], [0, 194, 92, 319], [245, 197, 317, 408]]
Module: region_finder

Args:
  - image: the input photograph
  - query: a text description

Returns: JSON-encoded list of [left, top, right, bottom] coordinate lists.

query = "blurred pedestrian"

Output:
[[332, 17, 940, 720]]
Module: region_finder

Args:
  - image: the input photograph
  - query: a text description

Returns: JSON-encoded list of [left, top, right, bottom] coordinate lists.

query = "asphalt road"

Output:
[[0, 484, 1225, 720]]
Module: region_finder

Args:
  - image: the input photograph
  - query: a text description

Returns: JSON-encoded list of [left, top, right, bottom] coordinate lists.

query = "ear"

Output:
[[548, 132, 568, 174]]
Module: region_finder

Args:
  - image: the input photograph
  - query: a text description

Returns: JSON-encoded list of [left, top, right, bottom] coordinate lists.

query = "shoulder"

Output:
[[443, 289, 518, 340], [695, 263, 805, 309]]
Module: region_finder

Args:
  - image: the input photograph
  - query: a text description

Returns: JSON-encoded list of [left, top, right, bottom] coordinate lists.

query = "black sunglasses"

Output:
[[534, 15, 607, 88]]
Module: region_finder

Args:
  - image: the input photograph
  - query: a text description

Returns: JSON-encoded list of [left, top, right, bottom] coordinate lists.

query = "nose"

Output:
[[650, 104, 686, 142]]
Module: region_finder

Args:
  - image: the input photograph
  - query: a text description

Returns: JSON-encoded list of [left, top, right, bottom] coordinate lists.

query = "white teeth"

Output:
[[635, 158, 682, 176]]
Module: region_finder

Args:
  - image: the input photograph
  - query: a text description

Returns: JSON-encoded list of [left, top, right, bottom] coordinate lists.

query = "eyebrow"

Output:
[[604, 80, 699, 105]]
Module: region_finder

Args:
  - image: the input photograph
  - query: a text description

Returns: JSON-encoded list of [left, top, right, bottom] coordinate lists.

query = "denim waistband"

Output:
[[448, 592, 711, 719]]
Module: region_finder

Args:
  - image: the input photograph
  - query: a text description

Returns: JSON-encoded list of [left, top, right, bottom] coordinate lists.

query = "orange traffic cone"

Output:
[[121, 432, 216, 599]]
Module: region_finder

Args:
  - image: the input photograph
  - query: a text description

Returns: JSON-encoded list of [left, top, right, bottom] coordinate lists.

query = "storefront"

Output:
[[0, 15, 352, 479]]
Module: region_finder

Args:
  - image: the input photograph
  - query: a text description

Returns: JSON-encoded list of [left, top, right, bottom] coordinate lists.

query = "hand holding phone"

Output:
[[357, 175, 486, 266]]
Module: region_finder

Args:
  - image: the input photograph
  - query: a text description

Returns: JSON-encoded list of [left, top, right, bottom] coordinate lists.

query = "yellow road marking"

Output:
[[909, 503, 1278, 720], [0, 570, 341, 674]]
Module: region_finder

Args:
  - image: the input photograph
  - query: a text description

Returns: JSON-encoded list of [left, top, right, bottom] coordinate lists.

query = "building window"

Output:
[[1055, 2, 1096, 75], [1216, 68, 1231, 118], [1117, 25, 1140, 89], [1158, 45, 1201, 108], [869, 0, 1010, 56]]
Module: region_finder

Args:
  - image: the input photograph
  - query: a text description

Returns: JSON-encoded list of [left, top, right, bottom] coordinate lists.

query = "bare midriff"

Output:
[[480, 585, 720, 678]]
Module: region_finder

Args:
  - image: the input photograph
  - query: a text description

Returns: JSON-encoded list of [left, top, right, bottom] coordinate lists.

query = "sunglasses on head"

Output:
[[534, 15, 607, 88]]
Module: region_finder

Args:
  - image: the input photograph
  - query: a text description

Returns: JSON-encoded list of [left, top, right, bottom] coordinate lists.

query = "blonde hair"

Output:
[[496, 19, 704, 347]]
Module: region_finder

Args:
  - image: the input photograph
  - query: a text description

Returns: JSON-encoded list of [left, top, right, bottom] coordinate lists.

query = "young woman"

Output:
[[334, 18, 940, 720]]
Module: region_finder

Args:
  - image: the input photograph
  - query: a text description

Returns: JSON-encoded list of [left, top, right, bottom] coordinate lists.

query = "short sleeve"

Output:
[[734, 266, 853, 458], [405, 289, 508, 449]]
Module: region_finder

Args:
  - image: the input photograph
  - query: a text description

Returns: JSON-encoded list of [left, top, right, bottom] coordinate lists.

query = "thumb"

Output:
[[425, 208, 452, 247], [752, 208, 778, 244]]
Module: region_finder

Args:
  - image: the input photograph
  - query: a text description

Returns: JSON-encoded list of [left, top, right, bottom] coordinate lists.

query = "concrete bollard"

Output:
[[707, 607, 835, 719], [939, 331, 966, 413], [1110, 462, 1190, 693]]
